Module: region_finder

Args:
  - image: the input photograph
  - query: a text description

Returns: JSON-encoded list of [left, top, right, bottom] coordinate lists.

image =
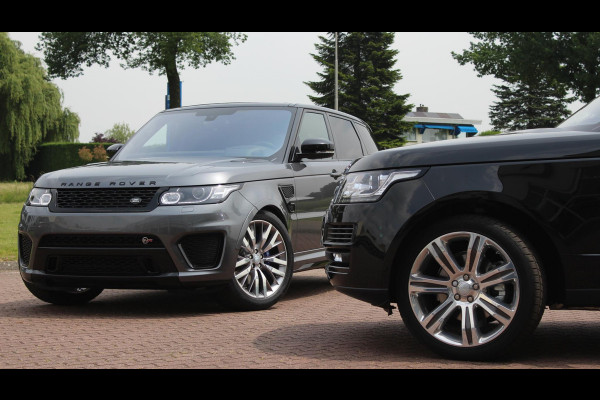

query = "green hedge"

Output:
[[26, 142, 113, 180]]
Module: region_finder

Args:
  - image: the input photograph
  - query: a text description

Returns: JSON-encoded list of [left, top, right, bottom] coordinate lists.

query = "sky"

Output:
[[7, 32, 585, 143]]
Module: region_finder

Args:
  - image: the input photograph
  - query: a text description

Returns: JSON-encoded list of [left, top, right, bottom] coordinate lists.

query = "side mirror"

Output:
[[295, 138, 335, 160], [106, 143, 124, 160]]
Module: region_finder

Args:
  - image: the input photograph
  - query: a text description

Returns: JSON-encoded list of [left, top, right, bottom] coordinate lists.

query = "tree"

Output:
[[45, 107, 81, 143], [489, 81, 573, 131], [452, 32, 600, 103], [0, 32, 79, 180], [37, 32, 247, 109], [104, 122, 135, 143], [306, 32, 413, 149]]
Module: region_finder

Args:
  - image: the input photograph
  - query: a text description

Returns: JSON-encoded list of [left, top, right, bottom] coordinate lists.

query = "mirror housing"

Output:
[[106, 143, 124, 160], [295, 138, 335, 160]]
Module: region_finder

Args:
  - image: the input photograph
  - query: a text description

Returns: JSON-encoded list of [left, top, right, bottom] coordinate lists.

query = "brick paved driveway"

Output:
[[1, 262, 599, 369]]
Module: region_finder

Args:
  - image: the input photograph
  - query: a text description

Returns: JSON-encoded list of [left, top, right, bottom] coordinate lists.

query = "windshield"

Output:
[[558, 96, 600, 132], [115, 106, 295, 162]]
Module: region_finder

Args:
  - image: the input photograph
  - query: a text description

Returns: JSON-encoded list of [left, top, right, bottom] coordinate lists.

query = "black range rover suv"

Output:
[[18, 103, 377, 310], [323, 97, 600, 360]]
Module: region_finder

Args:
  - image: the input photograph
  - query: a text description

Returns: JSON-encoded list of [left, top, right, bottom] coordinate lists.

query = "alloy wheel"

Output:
[[408, 231, 520, 348], [235, 219, 289, 299]]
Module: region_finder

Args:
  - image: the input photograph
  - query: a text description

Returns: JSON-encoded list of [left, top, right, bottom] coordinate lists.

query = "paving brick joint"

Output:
[[1, 261, 599, 369]]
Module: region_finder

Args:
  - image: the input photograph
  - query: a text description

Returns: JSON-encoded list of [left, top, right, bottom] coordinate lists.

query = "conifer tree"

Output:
[[306, 32, 412, 149], [490, 80, 573, 131]]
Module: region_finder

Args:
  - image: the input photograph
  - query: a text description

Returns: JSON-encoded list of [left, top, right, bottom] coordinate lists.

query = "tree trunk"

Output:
[[166, 72, 181, 109]]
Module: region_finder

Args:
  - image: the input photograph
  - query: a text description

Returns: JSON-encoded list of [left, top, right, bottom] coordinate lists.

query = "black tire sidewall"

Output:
[[222, 210, 294, 311], [396, 215, 544, 360]]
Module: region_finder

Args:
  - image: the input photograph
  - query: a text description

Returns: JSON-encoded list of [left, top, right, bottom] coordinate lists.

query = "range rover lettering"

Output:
[[323, 97, 600, 360], [18, 103, 377, 311]]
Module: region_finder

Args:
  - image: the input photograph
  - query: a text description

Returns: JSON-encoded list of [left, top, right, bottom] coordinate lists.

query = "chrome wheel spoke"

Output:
[[477, 293, 515, 326], [422, 297, 457, 335], [478, 262, 518, 290], [461, 304, 481, 346], [409, 274, 450, 295], [465, 233, 486, 274], [427, 238, 461, 276]]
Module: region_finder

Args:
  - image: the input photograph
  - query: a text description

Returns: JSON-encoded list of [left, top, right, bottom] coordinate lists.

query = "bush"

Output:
[[26, 142, 113, 180]]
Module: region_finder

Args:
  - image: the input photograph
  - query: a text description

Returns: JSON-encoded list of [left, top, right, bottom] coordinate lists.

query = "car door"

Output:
[[290, 110, 349, 264]]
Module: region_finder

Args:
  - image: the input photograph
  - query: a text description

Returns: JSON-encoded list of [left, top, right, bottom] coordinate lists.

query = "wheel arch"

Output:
[[386, 192, 565, 306]]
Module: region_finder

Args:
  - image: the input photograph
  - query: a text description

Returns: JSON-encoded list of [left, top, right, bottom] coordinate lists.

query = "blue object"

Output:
[[165, 81, 183, 109]]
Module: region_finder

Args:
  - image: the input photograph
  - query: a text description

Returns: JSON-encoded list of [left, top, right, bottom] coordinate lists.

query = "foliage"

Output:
[[27, 142, 113, 179], [0, 33, 79, 181], [105, 122, 135, 143], [78, 147, 93, 162], [478, 130, 502, 136], [452, 32, 600, 103], [489, 81, 573, 131], [306, 32, 413, 149], [91, 133, 118, 143], [37, 32, 247, 109], [44, 107, 80, 143]]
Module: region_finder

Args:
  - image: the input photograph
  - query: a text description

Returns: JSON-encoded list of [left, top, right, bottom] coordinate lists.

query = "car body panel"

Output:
[[324, 127, 600, 309]]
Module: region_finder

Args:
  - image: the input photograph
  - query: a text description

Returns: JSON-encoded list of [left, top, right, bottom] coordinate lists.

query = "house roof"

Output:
[[404, 111, 482, 126]]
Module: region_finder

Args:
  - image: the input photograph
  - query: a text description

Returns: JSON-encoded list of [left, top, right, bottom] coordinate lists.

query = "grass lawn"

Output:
[[0, 182, 32, 261], [0, 202, 24, 260]]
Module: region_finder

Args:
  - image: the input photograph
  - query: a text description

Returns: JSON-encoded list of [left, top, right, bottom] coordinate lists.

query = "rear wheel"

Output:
[[396, 215, 545, 360], [23, 281, 103, 305], [219, 211, 293, 311]]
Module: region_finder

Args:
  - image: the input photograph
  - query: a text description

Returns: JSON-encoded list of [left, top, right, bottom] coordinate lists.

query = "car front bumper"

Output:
[[18, 192, 256, 290], [322, 179, 435, 306]]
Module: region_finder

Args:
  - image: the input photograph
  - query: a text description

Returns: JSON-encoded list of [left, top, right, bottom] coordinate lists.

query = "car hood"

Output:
[[350, 128, 600, 172], [35, 158, 292, 188]]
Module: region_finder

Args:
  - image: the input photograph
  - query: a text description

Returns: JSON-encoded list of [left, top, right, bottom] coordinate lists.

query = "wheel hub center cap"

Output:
[[457, 281, 474, 296], [253, 253, 262, 264]]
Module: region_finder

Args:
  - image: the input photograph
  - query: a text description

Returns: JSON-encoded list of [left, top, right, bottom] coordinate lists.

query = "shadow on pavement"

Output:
[[253, 318, 600, 366]]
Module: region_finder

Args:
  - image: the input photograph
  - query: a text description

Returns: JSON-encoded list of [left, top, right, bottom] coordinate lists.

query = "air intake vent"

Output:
[[178, 233, 224, 269], [278, 185, 295, 199], [19, 234, 33, 266], [55, 188, 160, 211], [39, 234, 164, 249], [324, 224, 355, 245]]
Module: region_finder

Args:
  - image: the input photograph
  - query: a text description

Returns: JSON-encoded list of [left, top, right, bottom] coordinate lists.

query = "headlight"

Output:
[[336, 169, 423, 203], [27, 188, 52, 206], [159, 184, 241, 205]]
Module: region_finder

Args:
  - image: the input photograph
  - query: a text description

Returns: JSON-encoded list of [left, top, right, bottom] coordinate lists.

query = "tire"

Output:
[[396, 215, 545, 360], [219, 210, 293, 311], [23, 281, 103, 306]]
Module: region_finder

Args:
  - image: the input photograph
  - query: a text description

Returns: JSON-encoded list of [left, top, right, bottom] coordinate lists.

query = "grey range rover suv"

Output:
[[18, 103, 378, 310]]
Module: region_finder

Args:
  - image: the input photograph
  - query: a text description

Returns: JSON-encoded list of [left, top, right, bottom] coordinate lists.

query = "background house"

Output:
[[402, 105, 482, 145]]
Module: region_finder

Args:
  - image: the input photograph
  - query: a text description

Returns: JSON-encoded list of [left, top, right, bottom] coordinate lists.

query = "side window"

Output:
[[329, 116, 364, 160], [296, 112, 330, 145], [353, 122, 379, 154]]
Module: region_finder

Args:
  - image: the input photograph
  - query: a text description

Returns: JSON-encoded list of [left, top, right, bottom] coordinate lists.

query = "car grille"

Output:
[[19, 234, 33, 266], [39, 234, 164, 249], [44, 255, 174, 276], [324, 224, 355, 245], [55, 188, 160, 210], [178, 233, 224, 269]]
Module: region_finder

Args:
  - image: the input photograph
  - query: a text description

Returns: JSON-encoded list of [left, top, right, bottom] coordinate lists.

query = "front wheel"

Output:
[[396, 216, 545, 360], [219, 211, 293, 311], [23, 281, 103, 305]]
